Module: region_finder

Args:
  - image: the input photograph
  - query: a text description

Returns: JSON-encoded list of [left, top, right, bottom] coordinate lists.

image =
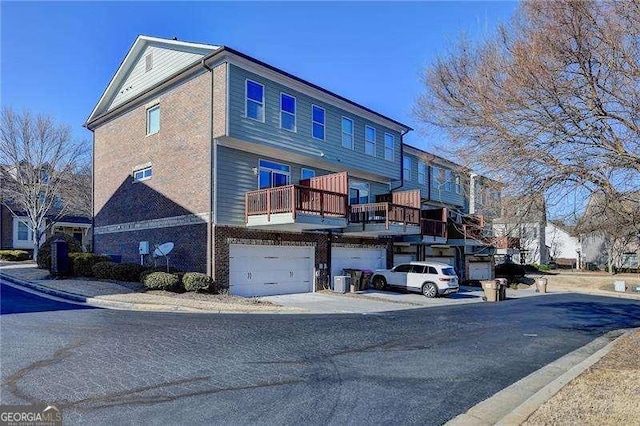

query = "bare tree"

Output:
[[416, 0, 640, 227], [0, 108, 88, 260]]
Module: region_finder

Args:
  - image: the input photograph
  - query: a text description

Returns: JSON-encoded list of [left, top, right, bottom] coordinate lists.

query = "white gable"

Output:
[[87, 36, 219, 125]]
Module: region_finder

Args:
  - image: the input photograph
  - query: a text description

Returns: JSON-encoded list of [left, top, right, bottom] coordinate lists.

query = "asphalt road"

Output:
[[1, 282, 640, 425]]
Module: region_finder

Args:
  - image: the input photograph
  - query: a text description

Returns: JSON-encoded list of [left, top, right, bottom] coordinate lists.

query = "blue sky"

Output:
[[1, 1, 518, 151]]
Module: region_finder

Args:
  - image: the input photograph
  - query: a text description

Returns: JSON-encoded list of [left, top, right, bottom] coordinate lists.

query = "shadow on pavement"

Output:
[[0, 282, 96, 315]]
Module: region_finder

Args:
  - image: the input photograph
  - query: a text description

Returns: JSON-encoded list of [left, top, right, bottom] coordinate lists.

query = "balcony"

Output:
[[421, 219, 448, 244], [246, 185, 348, 231], [493, 236, 521, 255], [345, 202, 421, 237]]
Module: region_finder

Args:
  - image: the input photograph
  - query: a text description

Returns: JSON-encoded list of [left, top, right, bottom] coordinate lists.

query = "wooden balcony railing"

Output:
[[493, 236, 521, 249], [349, 202, 420, 230], [246, 185, 348, 221], [421, 219, 447, 238]]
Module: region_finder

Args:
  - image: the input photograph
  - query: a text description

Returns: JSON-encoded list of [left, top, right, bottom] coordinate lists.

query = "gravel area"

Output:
[[525, 330, 640, 425], [146, 290, 275, 305]]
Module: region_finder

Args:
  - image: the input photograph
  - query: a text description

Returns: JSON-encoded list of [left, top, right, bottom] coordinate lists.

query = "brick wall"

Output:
[[95, 223, 207, 272], [1, 205, 13, 249], [93, 71, 212, 228]]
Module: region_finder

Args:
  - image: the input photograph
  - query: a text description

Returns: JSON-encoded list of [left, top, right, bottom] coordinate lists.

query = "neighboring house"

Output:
[[545, 221, 579, 268], [0, 204, 91, 252], [492, 195, 548, 265], [578, 193, 640, 271], [86, 36, 506, 296]]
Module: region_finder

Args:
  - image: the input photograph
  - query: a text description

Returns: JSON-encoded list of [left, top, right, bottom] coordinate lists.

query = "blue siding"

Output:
[[227, 64, 402, 181], [430, 165, 464, 207]]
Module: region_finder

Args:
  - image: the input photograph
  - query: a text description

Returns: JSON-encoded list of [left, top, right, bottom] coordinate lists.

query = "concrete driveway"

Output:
[[260, 285, 545, 313]]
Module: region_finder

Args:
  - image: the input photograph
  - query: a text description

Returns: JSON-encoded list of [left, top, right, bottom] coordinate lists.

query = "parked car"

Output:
[[370, 262, 459, 298]]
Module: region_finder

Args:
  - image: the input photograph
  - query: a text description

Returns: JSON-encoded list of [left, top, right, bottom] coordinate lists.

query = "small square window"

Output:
[[146, 105, 160, 135], [301, 168, 315, 180], [134, 166, 152, 182]]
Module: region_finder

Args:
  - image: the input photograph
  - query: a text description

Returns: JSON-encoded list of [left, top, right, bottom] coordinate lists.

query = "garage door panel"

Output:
[[469, 262, 492, 280], [331, 247, 386, 278], [229, 244, 314, 297]]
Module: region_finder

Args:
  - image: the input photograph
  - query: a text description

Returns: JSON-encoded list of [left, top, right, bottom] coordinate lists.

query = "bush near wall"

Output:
[[37, 234, 83, 270], [139, 266, 181, 283], [142, 272, 181, 291], [68, 253, 112, 277], [112, 263, 148, 282], [0, 250, 30, 261], [92, 261, 117, 279], [183, 272, 214, 292]]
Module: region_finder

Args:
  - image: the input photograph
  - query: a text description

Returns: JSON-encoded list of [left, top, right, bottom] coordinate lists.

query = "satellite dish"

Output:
[[153, 242, 174, 257]]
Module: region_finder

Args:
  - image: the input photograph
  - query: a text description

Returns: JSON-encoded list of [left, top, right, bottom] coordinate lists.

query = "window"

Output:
[[341, 117, 354, 149], [442, 267, 457, 276], [384, 133, 394, 161], [258, 159, 290, 189], [134, 166, 152, 182], [245, 80, 264, 122], [410, 265, 426, 273], [418, 162, 426, 184], [365, 125, 376, 156], [17, 221, 30, 241], [301, 168, 315, 180], [280, 93, 296, 131], [403, 157, 412, 181], [312, 105, 325, 140], [455, 175, 461, 194], [146, 105, 160, 135], [393, 264, 412, 273], [432, 166, 442, 187], [445, 170, 452, 192], [145, 53, 153, 72], [427, 266, 438, 274], [349, 181, 369, 205]]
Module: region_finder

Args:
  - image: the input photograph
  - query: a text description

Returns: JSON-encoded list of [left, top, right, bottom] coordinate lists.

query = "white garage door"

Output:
[[468, 262, 492, 280], [331, 247, 386, 278], [229, 245, 314, 297], [424, 257, 456, 267], [394, 254, 416, 266]]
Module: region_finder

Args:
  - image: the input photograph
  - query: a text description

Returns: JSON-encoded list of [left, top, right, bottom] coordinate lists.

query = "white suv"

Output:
[[370, 261, 459, 298]]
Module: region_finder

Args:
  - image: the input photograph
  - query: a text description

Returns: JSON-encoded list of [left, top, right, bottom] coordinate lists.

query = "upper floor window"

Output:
[[432, 166, 444, 187], [246, 80, 264, 122], [312, 105, 325, 140], [280, 93, 296, 132], [17, 220, 30, 241], [365, 125, 376, 156], [301, 168, 315, 180], [146, 105, 160, 135], [342, 117, 354, 149], [445, 170, 452, 192], [384, 133, 394, 161], [403, 157, 412, 181], [258, 159, 290, 189], [418, 162, 426, 184], [349, 181, 369, 205], [455, 175, 461, 194], [134, 166, 152, 182]]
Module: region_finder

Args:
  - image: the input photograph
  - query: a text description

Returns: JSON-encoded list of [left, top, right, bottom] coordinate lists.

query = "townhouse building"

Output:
[[86, 36, 504, 296]]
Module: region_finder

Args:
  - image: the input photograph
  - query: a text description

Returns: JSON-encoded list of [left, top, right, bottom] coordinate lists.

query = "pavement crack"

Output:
[[1, 339, 86, 404]]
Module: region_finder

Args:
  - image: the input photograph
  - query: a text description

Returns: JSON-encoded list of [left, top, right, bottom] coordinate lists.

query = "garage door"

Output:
[[394, 254, 416, 266], [468, 262, 492, 280], [331, 247, 386, 278], [229, 245, 314, 297]]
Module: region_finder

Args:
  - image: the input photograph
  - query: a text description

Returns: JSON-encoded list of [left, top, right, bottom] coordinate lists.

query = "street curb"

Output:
[[446, 328, 634, 426]]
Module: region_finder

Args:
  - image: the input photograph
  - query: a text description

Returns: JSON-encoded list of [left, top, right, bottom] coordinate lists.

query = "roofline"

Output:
[[86, 40, 412, 133]]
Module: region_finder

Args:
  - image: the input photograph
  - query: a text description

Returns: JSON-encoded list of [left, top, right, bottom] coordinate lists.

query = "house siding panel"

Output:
[[227, 64, 402, 181], [109, 44, 206, 111], [430, 166, 465, 207]]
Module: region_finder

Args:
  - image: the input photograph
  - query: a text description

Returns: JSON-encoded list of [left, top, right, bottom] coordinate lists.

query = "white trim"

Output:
[[245, 78, 265, 122], [301, 168, 315, 180], [384, 132, 395, 162], [311, 104, 325, 141], [341, 116, 355, 150], [279, 92, 297, 132], [13, 217, 33, 248], [365, 125, 376, 157], [133, 165, 153, 182]]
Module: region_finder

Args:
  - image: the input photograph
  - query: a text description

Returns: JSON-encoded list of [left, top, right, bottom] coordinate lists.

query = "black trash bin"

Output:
[[50, 237, 69, 277], [343, 268, 363, 291], [496, 278, 508, 301]]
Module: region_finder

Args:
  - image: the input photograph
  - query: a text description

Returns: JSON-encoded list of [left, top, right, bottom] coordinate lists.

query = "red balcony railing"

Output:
[[246, 185, 348, 221], [421, 219, 447, 238], [349, 202, 420, 230], [493, 236, 520, 249]]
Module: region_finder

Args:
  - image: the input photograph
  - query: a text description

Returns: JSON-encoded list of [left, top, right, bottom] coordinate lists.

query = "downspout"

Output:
[[201, 58, 214, 277], [391, 130, 410, 191], [91, 131, 95, 253]]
